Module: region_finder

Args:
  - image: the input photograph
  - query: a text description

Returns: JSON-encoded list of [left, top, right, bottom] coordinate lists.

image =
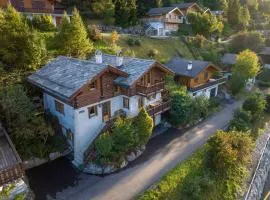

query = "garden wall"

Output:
[[245, 126, 270, 200]]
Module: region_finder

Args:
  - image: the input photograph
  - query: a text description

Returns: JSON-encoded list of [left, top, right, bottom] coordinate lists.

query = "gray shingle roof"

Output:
[[28, 56, 109, 100], [259, 47, 270, 55], [172, 2, 197, 9], [221, 53, 237, 65], [88, 54, 156, 88], [147, 7, 178, 16], [166, 56, 211, 78]]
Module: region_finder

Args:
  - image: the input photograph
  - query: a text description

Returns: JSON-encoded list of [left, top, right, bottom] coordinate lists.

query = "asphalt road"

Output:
[[26, 100, 241, 200]]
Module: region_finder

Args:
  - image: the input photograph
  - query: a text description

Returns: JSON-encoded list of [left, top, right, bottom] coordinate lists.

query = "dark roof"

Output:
[[259, 47, 270, 55], [89, 54, 157, 87], [29, 55, 171, 100], [166, 56, 211, 78], [221, 53, 237, 65], [147, 7, 179, 16], [28, 56, 109, 100], [172, 2, 197, 9]]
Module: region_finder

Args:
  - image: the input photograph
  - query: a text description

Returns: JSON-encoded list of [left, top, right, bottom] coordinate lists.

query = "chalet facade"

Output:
[[172, 2, 202, 24], [166, 57, 226, 98], [144, 7, 184, 36], [0, 0, 71, 26], [28, 53, 173, 166]]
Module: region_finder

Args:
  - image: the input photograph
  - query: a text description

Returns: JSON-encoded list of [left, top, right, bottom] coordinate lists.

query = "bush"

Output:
[[126, 38, 135, 46], [242, 93, 267, 120], [228, 109, 252, 132], [112, 117, 135, 154], [190, 96, 210, 122], [134, 108, 154, 146], [87, 25, 102, 42], [169, 91, 192, 126], [134, 39, 142, 46], [258, 80, 270, 88], [229, 74, 246, 95], [148, 49, 159, 58], [266, 94, 270, 113], [207, 130, 254, 178], [31, 15, 56, 32], [229, 31, 265, 53]]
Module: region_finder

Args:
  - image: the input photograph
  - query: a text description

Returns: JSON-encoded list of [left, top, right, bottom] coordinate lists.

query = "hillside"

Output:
[[100, 34, 194, 63]]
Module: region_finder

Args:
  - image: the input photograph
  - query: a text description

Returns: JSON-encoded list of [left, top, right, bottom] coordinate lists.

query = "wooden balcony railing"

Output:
[[136, 81, 165, 96], [147, 100, 171, 116], [164, 18, 182, 23], [189, 77, 227, 93]]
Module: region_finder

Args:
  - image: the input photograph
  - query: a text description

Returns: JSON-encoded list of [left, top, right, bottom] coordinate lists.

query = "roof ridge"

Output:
[[102, 53, 155, 62]]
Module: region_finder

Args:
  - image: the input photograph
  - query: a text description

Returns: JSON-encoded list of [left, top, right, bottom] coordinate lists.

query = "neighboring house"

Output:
[[220, 53, 237, 77], [0, 124, 27, 199], [259, 47, 270, 69], [172, 2, 202, 24], [28, 52, 173, 166], [210, 10, 224, 17], [144, 7, 184, 36], [0, 0, 71, 26], [166, 56, 226, 98]]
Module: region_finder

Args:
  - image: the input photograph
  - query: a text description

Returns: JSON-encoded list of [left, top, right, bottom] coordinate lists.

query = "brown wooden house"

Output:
[[0, 0, 71, 26], [166, 56, 226, 98], [28, 53, 174, 166]]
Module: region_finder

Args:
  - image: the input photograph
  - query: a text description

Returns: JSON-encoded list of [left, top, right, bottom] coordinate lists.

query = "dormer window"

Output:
[[89, 80, 97, 90]]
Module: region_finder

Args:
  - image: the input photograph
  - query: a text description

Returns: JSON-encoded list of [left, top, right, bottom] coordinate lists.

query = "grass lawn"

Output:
[[100, 34, 194, 63], [138, 147, 207, 200]]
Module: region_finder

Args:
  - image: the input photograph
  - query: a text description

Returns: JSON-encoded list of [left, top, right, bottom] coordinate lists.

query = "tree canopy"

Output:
[[232, 49, 260, 80], [187, 11, 224, 37], [56, 8, 93, 58], [0, 5, 47, 70]]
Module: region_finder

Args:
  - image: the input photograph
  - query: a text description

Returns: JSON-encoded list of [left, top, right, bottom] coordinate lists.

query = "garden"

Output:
[[139, 92, 270, 200]]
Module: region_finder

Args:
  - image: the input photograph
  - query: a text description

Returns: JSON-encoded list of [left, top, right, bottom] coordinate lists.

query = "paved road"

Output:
[[45, 100, 240, 200], [262, 172, 270, 200]]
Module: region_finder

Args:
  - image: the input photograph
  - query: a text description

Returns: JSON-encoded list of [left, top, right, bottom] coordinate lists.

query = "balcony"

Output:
[[189, 77, 227, 93], [136, 81, 165, 96], [164, 18, 182, 23], [147, 100, 171, 116]]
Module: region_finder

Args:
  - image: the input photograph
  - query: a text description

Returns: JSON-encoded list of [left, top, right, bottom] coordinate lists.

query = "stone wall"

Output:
[[245, 126, 270, 200]]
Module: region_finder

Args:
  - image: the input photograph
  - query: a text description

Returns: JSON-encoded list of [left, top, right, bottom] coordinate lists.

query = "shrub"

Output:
[[229, 31, 265, 53], [190, 96, 210, 122], [169, 91, 192, 126], [31, 15, 56, 32], [134, 108, 154, 146], [112, 117, 135, 153], [258, 80, 270, 88], [228, 110, 252, 132], [87, 25, 102, 42], [266, 94, 270, 113], [242, 93, 266, 120], [134, 39, 141, 46], [207, 130, 254, 178], [182, 172, 216, 200], [148, 49, 159, 58], [126, 38, 135, 46], [229, 74, 246, 95], [95, 132, 113, 157]]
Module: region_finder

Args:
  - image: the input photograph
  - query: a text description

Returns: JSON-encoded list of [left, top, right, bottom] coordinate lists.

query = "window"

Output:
[[55, 100, 64, 115], [138, 97, 144, 109], [89, 80, 97, 90], [123, 97, 130, 109], [88, 106, 98, 118], [204, 72, 208, 80]]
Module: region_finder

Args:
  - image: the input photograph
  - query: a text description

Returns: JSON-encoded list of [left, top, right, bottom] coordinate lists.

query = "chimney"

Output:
[[95, 50, 102, 64], [187, 61, 192, 71], [116, 50, 123, 67]]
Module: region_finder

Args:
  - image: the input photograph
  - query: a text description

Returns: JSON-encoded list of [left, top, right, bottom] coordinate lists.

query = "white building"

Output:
[[28, 53, 173, 166], [166, 56, 227, 98]]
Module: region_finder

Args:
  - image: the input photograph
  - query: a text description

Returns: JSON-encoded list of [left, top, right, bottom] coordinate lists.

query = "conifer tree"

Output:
[[0, 5, 47, 70], [57, 8, 93, 58]]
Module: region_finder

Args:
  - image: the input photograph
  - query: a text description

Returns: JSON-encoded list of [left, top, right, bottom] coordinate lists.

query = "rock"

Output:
[[104, 165, 116, 174], [49, 152, 61, 161], [23, 157, 48, 169], [120, 160, 128, 168], [141, 145, 146, 151], [83, 163, 103, 174], [126, 152, 136, 162], [136, 149, 143, 157]]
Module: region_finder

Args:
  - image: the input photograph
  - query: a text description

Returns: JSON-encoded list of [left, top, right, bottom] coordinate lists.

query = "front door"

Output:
[[102, 101, 111, 122]]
